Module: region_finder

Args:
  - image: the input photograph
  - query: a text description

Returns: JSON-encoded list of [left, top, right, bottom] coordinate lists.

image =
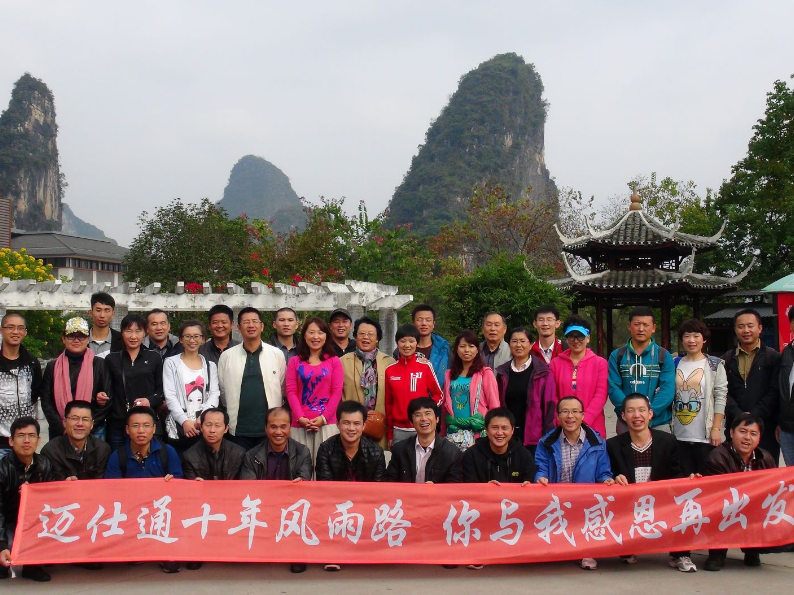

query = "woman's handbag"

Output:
[[363, 410, 386, 441]]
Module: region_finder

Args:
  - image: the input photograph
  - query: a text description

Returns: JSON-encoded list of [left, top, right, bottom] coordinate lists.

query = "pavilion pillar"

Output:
[[595, 297, 604, 356], [661, 294, 671, 352], [693, 295, 701, 320], [606, 303, 614, 355]]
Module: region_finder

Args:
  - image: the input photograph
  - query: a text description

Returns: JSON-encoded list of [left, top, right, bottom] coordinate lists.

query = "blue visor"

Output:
[[564, 325, 590, 337]]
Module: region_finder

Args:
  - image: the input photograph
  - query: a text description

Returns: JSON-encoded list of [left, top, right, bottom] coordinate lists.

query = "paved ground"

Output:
[[4, 551, 794, 593]]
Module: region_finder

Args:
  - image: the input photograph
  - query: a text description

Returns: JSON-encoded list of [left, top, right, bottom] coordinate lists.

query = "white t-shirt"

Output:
[[673, 358, 708, 443], [179, 360, 206, 421]]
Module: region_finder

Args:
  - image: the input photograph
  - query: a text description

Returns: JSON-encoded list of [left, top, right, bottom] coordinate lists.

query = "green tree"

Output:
[[434, 253, 571, 337], [124, 198, 264, 290], [715, 76, 794, 286]]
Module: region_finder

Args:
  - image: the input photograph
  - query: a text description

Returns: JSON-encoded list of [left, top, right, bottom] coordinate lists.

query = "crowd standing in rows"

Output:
[[0, 293, 792, 581]]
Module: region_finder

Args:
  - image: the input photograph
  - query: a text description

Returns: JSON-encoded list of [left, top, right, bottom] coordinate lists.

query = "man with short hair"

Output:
[[0, 313, 42, 459], [0, 417, 54, 581], [480, 312, 511, 369], [607, 393, 696, 572], [199, 305, 240, 367], [328, 308, 356, 357], [316, 400, 385, 572], [40, 317, 109, 439], [722, 308, 781, 462], [385, 397, 462, 483], [410, 304, 450, 381], [608, 306, 675, 434], [88, 292, 122, 357], [535, 396, 614, 570], [703, 414, 778, 571], [530, 306, 567, 363], [270, 307, 299, 362], [462, 407, 536, 484], [779, 307, 794, 466], [104, 406, 182, 573], [143, 308, 183, 359], [41, 401, 111, 480], [218, 307, 286, 450], [182, 407, 246, 481]]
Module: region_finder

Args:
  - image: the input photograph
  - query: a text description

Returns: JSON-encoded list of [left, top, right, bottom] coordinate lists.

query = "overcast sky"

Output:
[[2, 1, 793, 246]]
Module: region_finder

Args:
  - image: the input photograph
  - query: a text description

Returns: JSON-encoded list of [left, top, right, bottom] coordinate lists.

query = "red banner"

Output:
[[777, 293, 794, 349], [11, 469, 794, 565]]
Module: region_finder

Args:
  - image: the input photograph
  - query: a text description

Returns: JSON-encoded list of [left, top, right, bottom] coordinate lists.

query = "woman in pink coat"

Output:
[[549, 315, 609, 438], [442, 330, 500, 451]]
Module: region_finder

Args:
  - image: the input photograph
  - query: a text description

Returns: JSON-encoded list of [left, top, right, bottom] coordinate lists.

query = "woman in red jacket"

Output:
[[442, 330, 499, 451], [549, 315, 608, 438]]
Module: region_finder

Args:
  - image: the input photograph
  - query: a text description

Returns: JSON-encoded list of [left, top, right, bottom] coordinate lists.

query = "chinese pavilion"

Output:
[[551, 190, 754, 355]]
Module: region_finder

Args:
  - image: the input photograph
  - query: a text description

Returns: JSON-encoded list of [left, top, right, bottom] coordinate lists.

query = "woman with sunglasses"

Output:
[[163, 319, 220, 455], [40, 317, 109, 439], [549, 315, 608, 439]]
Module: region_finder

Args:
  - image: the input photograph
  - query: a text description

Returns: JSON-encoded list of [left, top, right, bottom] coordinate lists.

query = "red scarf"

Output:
[[54, 349, 95, 418]]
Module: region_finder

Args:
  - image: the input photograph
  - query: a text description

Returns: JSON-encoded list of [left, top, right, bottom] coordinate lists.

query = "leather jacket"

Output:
[[40, 434, 111, 480], [182, 438, 247, 480], [0, 452, 53, 550], [315, 434, 385, 482], [238, 438, 312, 481]]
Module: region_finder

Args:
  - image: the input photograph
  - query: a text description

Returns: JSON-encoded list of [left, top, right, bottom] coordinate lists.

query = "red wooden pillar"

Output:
[[661, 293, 671, 352]]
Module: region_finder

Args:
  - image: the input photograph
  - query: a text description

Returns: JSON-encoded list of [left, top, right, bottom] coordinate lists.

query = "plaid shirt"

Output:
[[559, 427, 585, 484]]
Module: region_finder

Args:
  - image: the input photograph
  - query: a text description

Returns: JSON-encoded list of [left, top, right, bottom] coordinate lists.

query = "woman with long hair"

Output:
[[163, 320, 220, 455], [285, 317, 343, 464], [442, 330, 499, 451]]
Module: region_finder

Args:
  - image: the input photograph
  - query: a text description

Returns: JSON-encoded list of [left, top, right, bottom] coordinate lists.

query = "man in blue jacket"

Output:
[[410, 304, 449, 381], [608, 306, 674, 434], [104, 406, 183, 573], [535, 396, 614, 571]]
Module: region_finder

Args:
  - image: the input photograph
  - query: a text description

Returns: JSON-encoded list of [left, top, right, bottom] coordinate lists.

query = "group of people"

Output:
[[0, 294, 792, 581]]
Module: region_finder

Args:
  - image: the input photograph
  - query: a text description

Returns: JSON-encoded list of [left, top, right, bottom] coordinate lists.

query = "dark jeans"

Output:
[[167, 435, 200, 457], [106, 425, 127, 451], [708, 547, 759, 560], [227, 434, 264, 451], [677, 440, 714, 476]]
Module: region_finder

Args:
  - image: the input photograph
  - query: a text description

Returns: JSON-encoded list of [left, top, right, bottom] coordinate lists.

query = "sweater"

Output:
[[285, 355, 344, 426]]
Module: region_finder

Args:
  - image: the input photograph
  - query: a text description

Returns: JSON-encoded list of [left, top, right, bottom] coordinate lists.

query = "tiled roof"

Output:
[[11, 231, 128, 262], [556, 211, 724, 253], [551, 268, 747, 292], [704, 304, 774, 321]]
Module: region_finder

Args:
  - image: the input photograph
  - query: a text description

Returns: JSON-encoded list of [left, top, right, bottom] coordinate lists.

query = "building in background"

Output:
[[11, 229, 127, 284]]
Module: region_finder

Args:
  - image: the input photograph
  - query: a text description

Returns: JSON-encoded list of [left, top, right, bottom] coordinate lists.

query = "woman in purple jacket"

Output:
[[285, 317, 343, 465]]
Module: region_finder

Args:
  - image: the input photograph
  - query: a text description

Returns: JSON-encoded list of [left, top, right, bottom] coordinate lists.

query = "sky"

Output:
[[1, 1, 793, 247]]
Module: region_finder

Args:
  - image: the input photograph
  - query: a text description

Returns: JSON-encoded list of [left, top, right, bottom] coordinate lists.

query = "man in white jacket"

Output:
[[217, 307, 286, 450]]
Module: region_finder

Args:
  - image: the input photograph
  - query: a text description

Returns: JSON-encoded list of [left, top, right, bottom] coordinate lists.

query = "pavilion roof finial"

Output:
[[629, 188, 642, 211]]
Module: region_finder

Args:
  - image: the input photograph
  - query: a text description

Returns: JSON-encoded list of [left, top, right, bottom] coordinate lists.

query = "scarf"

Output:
[[54, 348, 95, 418], [356, 347, 378, 410]]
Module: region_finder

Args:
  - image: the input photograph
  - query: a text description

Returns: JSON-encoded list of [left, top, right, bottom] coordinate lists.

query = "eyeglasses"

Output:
[[66, 416, 92, 424], [181, 335, 203, 341], [566, 335, 586, 342], [674, 401, 702, 413], [559, 409, 583, 417], [2, 325, 26, 332], [66, 334, 89, 341], [129, 423, 154, 430]]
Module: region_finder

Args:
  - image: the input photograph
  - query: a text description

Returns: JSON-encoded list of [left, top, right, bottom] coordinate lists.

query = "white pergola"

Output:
[[0, 278, 413, 354]]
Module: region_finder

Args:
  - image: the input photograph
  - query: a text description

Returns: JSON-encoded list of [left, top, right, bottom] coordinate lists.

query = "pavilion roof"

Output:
[[554, 210, 725, 256], [551, 253, 754, 294]]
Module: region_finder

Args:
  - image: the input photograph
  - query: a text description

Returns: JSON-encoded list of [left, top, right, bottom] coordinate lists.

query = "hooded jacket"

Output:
[[549, 348, 608, 438], [495, 358, 557, 446], [535, 423, 612, 484], [462, 437, 536, 483], [608, 338, 675, 428], [0, 344, 42, 438]]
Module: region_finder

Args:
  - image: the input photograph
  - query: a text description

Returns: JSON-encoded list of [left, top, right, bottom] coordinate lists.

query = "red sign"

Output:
[[777, 293, 794, 349], [11, 470, 794, 565]]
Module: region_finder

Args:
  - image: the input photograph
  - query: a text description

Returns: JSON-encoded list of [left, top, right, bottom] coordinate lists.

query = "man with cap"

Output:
[[329, 308, 356, 358], [40, 317, 109, 439]]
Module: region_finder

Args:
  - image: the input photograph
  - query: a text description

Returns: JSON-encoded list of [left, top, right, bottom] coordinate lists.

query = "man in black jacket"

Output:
[[41, 401, 110, 480], [385, 397, 462, 483], [239, 407, 312, 482], [316, 400, 385, 572], [462, 408, 536, 485], [181, 408, 247, 481], [40, 317, 109, 439], [778, 307, 794, 466], [722, 308, 781, 461], [607, 393, 696, 572], [0, 417, 54, 582]]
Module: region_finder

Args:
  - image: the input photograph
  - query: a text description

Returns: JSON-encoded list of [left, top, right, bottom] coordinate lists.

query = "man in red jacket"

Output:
[[530, 305, 567, 364]]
